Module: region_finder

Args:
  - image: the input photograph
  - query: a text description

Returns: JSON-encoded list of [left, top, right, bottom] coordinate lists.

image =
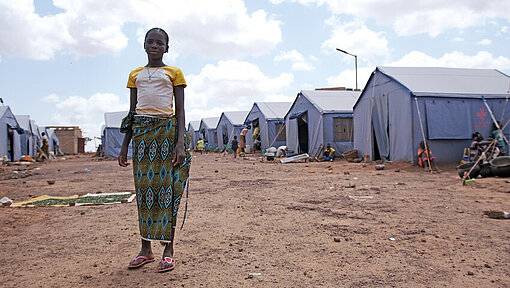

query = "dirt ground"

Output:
[[0, 153, 509, 287]]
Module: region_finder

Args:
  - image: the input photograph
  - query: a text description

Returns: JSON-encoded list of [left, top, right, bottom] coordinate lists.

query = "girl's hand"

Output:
[[118, 150, 130, 167], [172, 142, 186, 167]]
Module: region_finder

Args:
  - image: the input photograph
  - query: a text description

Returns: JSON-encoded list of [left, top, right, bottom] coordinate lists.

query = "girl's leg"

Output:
[[129, 238, 153, 266], [158, 228, 176, 270]]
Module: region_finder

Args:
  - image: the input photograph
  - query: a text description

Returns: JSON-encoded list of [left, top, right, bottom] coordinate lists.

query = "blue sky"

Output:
[[1, 0, 509, 151]]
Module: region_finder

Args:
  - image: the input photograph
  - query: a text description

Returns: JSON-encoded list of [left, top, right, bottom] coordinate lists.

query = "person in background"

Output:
[[323, 143, 336, 161], [197, 138, 204, 154], [491, 121, 507, 156], [231, 136, 238, 158], [417, 141, 440, 172], [239, 124, 250, 153]]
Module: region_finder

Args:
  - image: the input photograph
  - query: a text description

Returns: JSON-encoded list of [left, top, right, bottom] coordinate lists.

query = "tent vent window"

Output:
[[334, 117, 353, 142], [275, 123, 286, 141]]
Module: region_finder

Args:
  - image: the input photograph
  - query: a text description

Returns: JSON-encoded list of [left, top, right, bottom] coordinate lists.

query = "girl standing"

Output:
[[118, 27, 191, 273]]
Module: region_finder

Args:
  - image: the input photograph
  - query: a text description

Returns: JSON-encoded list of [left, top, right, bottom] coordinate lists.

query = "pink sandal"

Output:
[[127, 255, 155, 269], [157, 257, 175, 273]]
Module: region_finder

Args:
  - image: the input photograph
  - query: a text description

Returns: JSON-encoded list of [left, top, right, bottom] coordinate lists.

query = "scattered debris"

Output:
[[389, 237, 396, 241], [1, 196, 13, 207], [483, 210, 510, 219], [280, 153, 310, 164], [47, 180, 55, 185], [348, 195, 374, 200], [308, 169, 316, 173]]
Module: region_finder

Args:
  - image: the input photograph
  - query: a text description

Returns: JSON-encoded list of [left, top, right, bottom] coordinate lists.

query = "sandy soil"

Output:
[[0, 153, 509, 287]]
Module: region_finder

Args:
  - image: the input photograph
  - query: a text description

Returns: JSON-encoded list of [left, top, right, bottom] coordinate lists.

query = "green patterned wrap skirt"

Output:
[[121, 113, 191, 242]]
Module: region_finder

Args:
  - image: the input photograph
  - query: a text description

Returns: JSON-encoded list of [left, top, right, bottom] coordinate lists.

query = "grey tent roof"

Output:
[[15, 115, 31, 131], [221, 111, 249, 126], [378, 66, 510, 96], [200, 117, 220, 130], [0, 106, 9, 118], [0, 106, 21, 129], [104, 111, 128, 128], [298, 90, 361, 114], [30, 120, 41, 137], [253, 102, 292, 120], [188, 121, 200, 131]]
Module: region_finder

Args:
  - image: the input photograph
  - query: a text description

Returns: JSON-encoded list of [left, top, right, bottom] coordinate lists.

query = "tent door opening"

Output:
[[7, 126, 14, 161], [297, 113, 308, 154], [372, 127, 381, 161]]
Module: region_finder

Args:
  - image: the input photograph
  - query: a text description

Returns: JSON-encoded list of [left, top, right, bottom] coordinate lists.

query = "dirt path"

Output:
[[0, 154, 509, 287]]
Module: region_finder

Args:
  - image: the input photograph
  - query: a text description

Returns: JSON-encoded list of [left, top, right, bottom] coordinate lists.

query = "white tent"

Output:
[[245, 102, 292, 151], [198, 117, 219, 150], [354, 66, 510, 163], [216, 111, 249, 150], [102, 111, 132, 158], [284, 90, 361, 157], [187, 121, 200, 150], [15, 115, 37, 157], [0, 106, 23, 161]]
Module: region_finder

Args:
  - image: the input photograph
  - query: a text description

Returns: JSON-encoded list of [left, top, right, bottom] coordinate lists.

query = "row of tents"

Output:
[[0, 106, 60, 161], [102, 66, 510, 164]]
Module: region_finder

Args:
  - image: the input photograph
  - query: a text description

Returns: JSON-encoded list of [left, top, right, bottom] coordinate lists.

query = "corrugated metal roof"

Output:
[[104, 111, 128, 128], [15, 115, 31, 131], [300, 90, 361, 113], [188, 121, 200, 130], [221, 111, 249, 125], [201, 117, 220, 129], [254, 102, 292, 119], [378, 66, 510, 95]]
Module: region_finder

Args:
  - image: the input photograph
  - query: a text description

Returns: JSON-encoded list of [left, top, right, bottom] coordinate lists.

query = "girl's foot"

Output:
[[128, 253, 155, 268], [157, 243, 175, 272], [157, 257, 175, 272]]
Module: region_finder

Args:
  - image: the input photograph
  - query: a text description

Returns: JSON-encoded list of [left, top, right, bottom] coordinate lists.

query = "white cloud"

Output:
[[389, 51, 510, 70], [272, 0, 510, 37], [327, 66, 374, 91], [477, 39, 492, 46], [42, 94, 60, 103], [327, 51, 510, 90], [0, 0, 281, 60], [274, 50, 305, 62], [274, 50, 316, 71], [292, 62, 315, 71], [185, 60, 293, 121], [452, 37, 464, 42], [49, 92, 128, 151], [322, 19, 389, 64]]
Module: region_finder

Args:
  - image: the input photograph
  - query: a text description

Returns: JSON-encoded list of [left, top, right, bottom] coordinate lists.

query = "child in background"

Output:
[[231, 136, 238, 158], [197, 138, 204, 154], [491, 121, 506, 156], [418, 141, 439, 172], [118, 27, 191, 273], [323, 143, 336, 161], [470, 132, 488, 162]]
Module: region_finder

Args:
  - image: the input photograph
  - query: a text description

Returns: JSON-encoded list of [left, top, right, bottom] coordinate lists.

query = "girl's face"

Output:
[[144, 30, 168, 60]]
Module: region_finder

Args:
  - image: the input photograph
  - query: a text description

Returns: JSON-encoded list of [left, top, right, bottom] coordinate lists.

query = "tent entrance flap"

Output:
[[297, 112, 308, 154], [371, 94, 390, 161], [287, 118, 299, 155]]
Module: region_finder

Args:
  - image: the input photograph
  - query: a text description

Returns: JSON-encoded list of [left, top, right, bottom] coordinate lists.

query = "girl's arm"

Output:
[[118, 88, 137, 167], [172, 85, 186, 166]]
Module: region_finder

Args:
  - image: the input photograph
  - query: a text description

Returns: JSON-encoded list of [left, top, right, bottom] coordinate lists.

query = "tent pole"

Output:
[[482, 96, 509, 145], [414, 97, 432, 172]]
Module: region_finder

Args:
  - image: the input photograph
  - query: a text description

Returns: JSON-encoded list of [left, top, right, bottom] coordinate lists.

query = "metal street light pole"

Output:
[[336, 48, 358, 90]]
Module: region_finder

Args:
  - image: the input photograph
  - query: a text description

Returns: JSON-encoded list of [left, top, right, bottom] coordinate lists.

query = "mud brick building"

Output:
[[46, 126, 85, 154]]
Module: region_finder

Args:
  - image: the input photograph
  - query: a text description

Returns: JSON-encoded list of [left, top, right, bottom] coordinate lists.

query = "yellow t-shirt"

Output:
[[127, 66, 186, 117]]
